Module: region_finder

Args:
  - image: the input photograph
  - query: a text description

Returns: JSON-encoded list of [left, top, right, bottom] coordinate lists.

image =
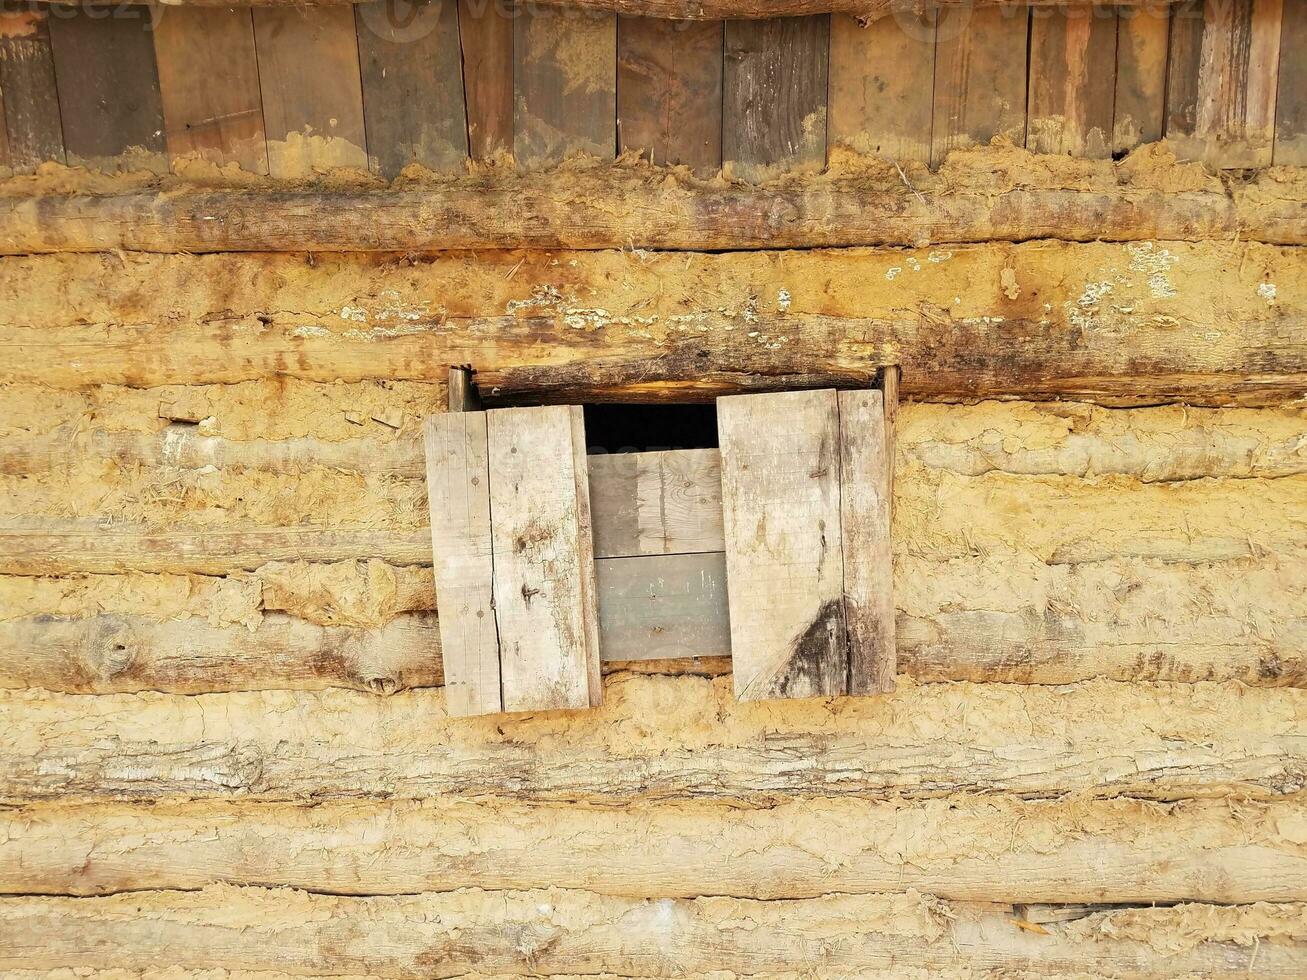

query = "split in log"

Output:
[[0, 674, 1302, 803], [1, 146, 1305, 254], [2, 885, 1304, 977], [4, 794, 1304, 905]]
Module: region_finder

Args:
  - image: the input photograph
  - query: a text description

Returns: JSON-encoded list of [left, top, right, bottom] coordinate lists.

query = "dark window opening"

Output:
[[582, 403, 718, 455]]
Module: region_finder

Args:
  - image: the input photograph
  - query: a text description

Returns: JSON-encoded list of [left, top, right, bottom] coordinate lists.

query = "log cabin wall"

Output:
[[1, 0, 1307, 976]]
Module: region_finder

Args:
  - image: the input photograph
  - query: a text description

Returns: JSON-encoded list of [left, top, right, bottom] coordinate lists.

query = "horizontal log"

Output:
[[1, 675, 1303, 803], [5, 552, 1302, 693], [6, 401, 1304, 482], [4, 795, 1303, 905], [2, 885, 1303, 977], [2, 149, 1303, 254]]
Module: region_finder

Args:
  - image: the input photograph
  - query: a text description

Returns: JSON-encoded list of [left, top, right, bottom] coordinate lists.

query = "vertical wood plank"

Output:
[[0, 6, 65, 171], [1273, 0, 1307, 163], [253, 6, 367, 177], [448, 366, 481, 412], [458, 0, 513, 160], [423, 412, 502, 718], [1027, 6, 1117, 157], [356, 0, 468, 178], [718, 389, 846, 702], [930, 6, 1030, 167], [47, 6, 166, 171], [514, 7, 616, 168], [617, 16, 722, 174], [723, 15, 829, 182], [838, 389, 895, 696], [1166, 0, 1284, 167], [1113, 2, 1170, 152], [828, 12, 935, 164], [152, 7, 268, 174], [487, 405, 600, 712], [1165, 0, 1207, 140]]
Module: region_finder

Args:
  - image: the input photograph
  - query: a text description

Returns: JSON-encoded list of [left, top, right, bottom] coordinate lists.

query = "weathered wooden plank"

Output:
[[252, 6, 367, 176], [0, 6, 64, 171], [151, 7, 267, 173], [617, 16, 722, 173], [458, 0, 512, 160], [838, 389, 895, 694], [718, 389, 846, 700], [355, 0, 468, 177], [514, 7, 617, 167], [1167, 0, 1284, 167], [1113, 3, 1169, 151], [423, 412, 500, 716], [828, 12, 935, 164], [4, 795, 1306, 906], [1274, 0, 1307, 163], [448, 365, 482, 411], [588, 449, 722, 558], [487, 405, 600, 711], [930, 5, 1030, 166], [1165, 0, 1206, 139], [1027, 6, 1117, 157], [723, 15, 828, 181], [596, 551, 731, 661], [46, 6, 166, 171], [5, 160, 1307, 254]]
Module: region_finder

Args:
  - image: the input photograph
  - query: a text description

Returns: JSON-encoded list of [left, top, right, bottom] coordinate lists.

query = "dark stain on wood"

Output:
[[769, 597, 846, 698]]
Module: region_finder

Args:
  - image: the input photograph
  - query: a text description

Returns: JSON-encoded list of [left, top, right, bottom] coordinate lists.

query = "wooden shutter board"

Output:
[[487, 405, 601, 711], [828, 11, 935, 165], [356, 0, 468, 178], [718, 389, 847, 701], [253, 6, 367, 177], [47, 7, 166, 172], [838, 389, 896, 694], [617, 16, 723, 174], [424, 410, 502, 717], [588, 448, 723, 559], [596, 552, 731, 662], [0, 6, 65, 171], [723, 15, 829, 182], [152, 6, 268, 174], [1273, 0, 1307, 163]]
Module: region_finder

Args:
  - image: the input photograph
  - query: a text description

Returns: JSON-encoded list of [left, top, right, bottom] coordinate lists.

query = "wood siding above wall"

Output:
[[2, 1, 1304, 174]]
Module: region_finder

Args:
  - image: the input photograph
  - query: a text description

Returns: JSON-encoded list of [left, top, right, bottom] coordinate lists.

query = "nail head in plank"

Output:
[[356, 0, 469, 178], [1273, 0, 1307, 163], [152, 6, 268, 174], [718, 388, 847, 701], [838, 389, 896, 695], [1027, 6, 1117, 158], [487, 405, 601, 711], [930, 5, 1030, 167], [597, 552, 731, 662], [253, 6, 367, 177], [617, 16, 723, 174], [458, 0, 513, 160], [514, 7, 617, 168], [723, 15, 829, 182], [47, 6, 166, 171], [0, 6, 66, 171], [423, 411, 502, 717], [828, 11, 935, 165], [1113, 3, 1169, 152], [588, 449, 723, 559]]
